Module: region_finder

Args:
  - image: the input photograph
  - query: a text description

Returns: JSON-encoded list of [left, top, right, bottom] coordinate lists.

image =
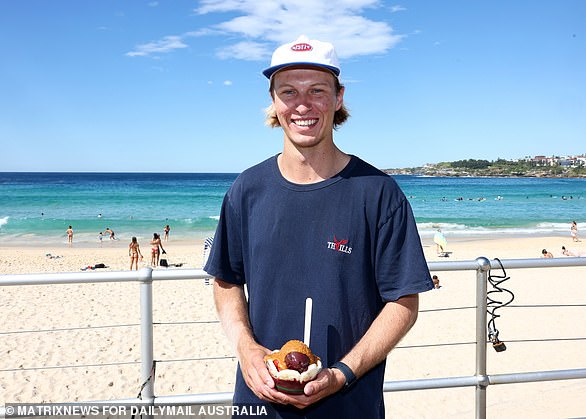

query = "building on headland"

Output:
[[525, 154, 586, 168], [385, 154, 586, 177]]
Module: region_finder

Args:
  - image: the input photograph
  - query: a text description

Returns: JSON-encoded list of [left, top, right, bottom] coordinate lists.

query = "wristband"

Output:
[[330, 361, 357, 393]]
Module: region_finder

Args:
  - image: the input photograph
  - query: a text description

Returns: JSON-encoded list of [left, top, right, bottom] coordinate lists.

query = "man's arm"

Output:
[[339, 294, 419, 378], [303, 294, 419, 398], [213, 278, 291, 404]]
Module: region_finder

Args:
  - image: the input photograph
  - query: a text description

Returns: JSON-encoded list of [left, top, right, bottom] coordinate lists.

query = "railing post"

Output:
[[138, 267, 155, 418], [475, 257, 491, 419]]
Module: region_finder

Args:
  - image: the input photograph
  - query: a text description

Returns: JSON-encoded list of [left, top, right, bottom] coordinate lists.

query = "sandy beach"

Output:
[[1, 235, 585, 418]]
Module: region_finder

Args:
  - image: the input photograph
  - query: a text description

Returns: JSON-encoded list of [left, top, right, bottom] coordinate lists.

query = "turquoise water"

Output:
[[399, 176, 585, 239], [0, 172, 584, 245], [0, 172, 234, 245]]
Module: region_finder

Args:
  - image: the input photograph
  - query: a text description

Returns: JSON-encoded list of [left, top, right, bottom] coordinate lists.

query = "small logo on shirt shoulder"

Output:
[[327, 236, 352, 254]]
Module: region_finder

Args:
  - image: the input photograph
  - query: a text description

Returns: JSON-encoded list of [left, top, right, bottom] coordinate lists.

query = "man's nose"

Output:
[[295, 93, 312, 113]]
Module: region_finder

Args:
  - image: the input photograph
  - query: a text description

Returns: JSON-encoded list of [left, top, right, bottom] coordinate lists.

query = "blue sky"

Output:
[[1, 1, 584, 172]]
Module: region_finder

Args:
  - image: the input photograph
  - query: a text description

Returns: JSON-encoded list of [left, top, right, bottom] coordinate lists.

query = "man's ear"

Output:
[[335, 86, 345, 111]]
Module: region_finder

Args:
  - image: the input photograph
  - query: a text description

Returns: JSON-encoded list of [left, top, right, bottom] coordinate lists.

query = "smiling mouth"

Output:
[[293, 119, 318, 127]]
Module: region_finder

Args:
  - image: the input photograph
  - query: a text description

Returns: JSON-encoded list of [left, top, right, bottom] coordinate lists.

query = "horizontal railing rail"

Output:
[[1, 257, 585, 418]]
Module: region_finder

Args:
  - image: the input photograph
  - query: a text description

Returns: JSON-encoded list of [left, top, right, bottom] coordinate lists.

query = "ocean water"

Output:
[[0, 172, 584, 245], [399, 175, 585, 240], [0, 172, 234, 245]]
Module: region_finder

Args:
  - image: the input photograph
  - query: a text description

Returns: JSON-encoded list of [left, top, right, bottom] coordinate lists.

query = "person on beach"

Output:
[[561, 246, 583, 257], [571, 221, 579, 242], [205, 35, 433, 418], [128, 237, 143, 270], [150, 233, 165, 267], [202, 236, 214, 268], [541, 249, 553, 258], [66, 225, 73, 245], [433, 229, 447, 254], [432, 275, 441, 288], [202, 236, 215, 285], [104, 228, 116, 240], [163, 224, 170, 241]]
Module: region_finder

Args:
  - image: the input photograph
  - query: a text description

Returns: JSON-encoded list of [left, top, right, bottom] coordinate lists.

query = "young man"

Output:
[[205, 35, 433, 418]]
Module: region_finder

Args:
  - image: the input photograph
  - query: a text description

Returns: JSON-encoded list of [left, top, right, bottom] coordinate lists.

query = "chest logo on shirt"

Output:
[[327, 236, 352, 254]]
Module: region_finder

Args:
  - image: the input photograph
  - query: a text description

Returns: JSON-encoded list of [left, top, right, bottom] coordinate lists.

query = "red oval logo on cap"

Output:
[[291, 43, 312, 52]]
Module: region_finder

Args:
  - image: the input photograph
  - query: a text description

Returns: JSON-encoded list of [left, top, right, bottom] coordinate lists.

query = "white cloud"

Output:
[[195, 0, 251, 14], [216, 41, 272, 61], [194, 0, 403, 60], [128, 0, 404, 60], [390, 5, 406, 13], [126, 35, 187, 57], [223, 80, 233, 86]]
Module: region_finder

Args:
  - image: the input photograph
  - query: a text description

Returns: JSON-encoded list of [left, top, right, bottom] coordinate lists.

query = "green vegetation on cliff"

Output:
[[386, 159, 586, 178]]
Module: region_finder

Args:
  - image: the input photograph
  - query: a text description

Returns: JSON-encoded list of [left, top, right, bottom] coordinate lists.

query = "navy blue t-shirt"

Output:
[[205, 155, 433, 418]]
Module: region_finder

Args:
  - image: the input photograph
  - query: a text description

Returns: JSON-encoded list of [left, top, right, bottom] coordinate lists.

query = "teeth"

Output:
[[293, 119, 317, 126]]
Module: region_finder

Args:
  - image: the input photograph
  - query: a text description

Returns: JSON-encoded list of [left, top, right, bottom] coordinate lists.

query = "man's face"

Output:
[[272, 67, 344, 149]]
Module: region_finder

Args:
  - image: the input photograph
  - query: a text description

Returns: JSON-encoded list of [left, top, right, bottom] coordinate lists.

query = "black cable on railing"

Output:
[[487, 258, 515, 352], [136, 360, 156, 400], [132, 360, 157, 419]]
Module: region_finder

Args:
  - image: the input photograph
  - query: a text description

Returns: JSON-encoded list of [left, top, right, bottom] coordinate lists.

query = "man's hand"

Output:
[[264, 367, 346, 409], [236, 340, 280, 402], [238, 341, 346, 409]]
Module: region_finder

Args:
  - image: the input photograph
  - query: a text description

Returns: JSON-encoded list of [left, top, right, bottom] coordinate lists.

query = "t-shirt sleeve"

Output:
[[203, 191, 245, 285], [375, 197, 434, 301]]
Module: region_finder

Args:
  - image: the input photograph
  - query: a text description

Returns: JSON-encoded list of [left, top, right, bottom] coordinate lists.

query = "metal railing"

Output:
[[1, 257, 585, 419]]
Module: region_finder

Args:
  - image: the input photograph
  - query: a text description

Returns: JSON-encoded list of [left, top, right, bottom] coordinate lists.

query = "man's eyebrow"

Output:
[[275, 81, 331, 89]]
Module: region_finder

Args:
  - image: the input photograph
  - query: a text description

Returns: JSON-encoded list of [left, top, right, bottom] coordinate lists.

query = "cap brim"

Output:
[[263, 62, 340, 79]]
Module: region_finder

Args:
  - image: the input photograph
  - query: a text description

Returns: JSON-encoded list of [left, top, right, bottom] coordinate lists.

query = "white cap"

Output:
[[262, 35, 340, 79]]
